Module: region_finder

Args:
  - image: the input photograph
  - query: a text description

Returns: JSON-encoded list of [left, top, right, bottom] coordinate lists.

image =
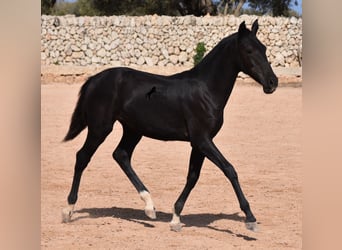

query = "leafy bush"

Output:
[[193, 42, 206, 66]]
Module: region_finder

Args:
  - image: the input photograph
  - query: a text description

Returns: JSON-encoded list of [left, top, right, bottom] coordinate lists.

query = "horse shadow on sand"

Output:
[[73, 206, 257, 241]]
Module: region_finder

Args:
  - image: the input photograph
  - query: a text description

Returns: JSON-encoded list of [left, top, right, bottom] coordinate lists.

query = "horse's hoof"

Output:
[[61, 205, 74, 223], [245, 221, 258, 232], [144, 207, 156, 219], [170, 222, 182, 232]]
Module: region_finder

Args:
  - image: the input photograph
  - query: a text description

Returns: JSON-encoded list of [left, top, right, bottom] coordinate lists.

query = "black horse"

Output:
[[62, 20, 278, 232]]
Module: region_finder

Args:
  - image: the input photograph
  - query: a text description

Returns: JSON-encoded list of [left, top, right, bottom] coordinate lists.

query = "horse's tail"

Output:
[[63, 77, 92, 142]]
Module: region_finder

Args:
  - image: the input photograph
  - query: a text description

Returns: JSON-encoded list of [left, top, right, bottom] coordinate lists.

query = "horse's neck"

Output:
[[190, 38, 240, 109]]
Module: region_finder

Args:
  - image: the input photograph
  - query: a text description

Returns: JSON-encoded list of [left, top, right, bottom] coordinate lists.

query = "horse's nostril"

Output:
[[270, 77, 278, 88]]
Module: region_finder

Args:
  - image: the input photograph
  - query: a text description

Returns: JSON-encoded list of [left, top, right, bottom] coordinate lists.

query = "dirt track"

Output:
[[41, 77, 302, 249]]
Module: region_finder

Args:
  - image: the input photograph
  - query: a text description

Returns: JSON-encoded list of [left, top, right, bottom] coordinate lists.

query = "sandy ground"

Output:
[[41, 71, 302, 249]]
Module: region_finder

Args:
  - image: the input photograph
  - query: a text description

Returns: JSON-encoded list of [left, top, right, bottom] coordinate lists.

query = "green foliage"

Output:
[[247, 0, 297, 16], [143, 0, 179, 16], [216, 0, 300, 17], [50, 1, 78, 16], [41, 0, 300, 17], [75, 0, 102, 16], [41, 0, 55, 15], [193, 42, 206, 66], [74, 0, 178, 16], [287, 9, 301, 17], [240, 7, 267, 15]]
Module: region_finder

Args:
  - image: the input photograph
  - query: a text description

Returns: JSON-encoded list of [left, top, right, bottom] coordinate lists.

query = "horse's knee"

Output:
[[188, 171, 200, 181]]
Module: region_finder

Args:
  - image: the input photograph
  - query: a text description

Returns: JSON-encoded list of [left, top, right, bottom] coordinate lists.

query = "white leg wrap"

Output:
[[139, 191, 156, 219], [61, 204, 75, 223], [170, 208, 182, 232], [245, 221, 259, 232]]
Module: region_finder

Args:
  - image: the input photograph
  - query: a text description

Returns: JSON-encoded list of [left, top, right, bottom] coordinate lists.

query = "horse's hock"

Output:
[[41, 14, 302, 68]]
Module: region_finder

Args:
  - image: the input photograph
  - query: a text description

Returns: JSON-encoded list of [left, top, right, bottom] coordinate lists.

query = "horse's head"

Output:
[[237, 20, 278, 94]]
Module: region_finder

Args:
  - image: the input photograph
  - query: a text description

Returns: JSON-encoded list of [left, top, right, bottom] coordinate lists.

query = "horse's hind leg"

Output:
[[62, 125, 112, 223], [113, 126, 156, 219]]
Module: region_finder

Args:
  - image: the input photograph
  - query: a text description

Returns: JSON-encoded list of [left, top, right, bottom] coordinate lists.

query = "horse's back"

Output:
[[115, 68, 190, 140]]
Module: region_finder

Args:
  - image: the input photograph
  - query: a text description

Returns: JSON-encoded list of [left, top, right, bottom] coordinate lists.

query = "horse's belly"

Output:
[[118, 103, 189, 141], [120, 116, 189, 141]]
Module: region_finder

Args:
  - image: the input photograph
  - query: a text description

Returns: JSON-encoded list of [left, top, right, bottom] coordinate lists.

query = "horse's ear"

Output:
[[238, 21, 247, 36], [251, 19, 259, 35]]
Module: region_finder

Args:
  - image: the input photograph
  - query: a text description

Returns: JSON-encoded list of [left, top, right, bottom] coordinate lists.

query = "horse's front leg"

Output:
[[170, 148, 205, 231], [193, 138, 258, 232]]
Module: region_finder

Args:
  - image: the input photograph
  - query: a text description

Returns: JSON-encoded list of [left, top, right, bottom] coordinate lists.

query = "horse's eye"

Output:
[[247, 50, 253, 54]]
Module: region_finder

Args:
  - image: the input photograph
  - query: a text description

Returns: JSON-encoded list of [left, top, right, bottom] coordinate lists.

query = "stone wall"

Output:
[[41, 14, 302, 68]]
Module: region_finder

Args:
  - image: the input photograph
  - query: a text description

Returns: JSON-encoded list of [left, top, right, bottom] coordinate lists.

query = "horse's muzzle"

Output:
[[263, 75, 278, 94]]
